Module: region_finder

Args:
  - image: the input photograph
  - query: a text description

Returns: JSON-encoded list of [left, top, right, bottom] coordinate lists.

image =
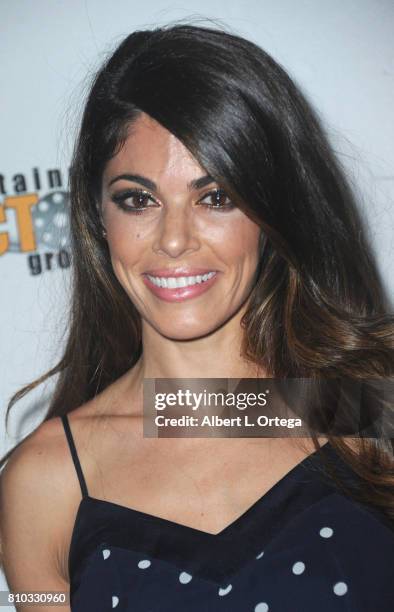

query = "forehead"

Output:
[[102, 112, 204, 184]]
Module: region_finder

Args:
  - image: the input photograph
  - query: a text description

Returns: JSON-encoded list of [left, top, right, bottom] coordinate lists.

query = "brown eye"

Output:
[[199, 189, 234, 210], [111, 189, 158, 214], [126, 192, 151, 207]]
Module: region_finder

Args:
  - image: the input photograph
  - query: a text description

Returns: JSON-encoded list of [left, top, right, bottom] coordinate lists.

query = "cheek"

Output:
[[105, 217, 147, 264], [216, 216, 260, 263]]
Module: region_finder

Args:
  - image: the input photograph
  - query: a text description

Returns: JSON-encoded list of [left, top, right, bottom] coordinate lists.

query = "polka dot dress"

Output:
[[61, 416, 394, 611]]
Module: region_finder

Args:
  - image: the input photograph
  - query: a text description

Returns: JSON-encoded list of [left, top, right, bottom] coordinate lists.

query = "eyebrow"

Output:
[[107, 173, 215, 191]]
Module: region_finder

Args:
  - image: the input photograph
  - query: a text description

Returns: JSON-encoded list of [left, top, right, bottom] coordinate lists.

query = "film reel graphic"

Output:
[[7, 190, 70, 252], [32, 190, 70, 250]]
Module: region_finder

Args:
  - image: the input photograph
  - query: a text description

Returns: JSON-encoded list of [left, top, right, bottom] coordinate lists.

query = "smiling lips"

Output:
[[142, 269, 219, 302]]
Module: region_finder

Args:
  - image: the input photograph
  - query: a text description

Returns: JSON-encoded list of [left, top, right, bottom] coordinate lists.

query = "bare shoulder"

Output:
[[0, 369, 141, 508], [0, 408, 112, 589], [0, 415, 76, 594], [0, 416, 70, 503], [0, 370, 141, 594]]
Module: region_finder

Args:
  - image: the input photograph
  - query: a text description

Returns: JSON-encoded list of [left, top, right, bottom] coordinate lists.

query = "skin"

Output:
[[0, 112, 328, 608]]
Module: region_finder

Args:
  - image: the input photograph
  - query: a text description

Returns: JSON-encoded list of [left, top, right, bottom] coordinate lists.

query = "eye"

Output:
[[198, 189, 235, 211], [111, 189, 158, 214]]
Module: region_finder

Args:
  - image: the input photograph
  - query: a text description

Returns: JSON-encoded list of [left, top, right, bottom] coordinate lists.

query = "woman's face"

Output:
[[101, 113, 262, 340]]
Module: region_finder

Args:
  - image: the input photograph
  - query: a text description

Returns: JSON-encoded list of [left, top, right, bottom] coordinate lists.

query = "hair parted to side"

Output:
[[1, 23, 393, 520]]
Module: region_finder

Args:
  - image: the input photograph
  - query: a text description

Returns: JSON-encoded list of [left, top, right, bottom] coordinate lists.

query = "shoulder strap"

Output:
[[60, 414, 89, 498]]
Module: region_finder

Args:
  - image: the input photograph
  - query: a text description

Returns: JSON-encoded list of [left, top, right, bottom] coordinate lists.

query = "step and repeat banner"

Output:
[[1, 0, 393, 603]]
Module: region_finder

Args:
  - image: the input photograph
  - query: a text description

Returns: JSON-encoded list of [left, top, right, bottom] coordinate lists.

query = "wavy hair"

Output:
[[1, 23, 393, 521]]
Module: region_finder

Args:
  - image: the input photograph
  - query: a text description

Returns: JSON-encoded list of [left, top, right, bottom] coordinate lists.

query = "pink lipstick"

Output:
[[142, 269, 219, 302]]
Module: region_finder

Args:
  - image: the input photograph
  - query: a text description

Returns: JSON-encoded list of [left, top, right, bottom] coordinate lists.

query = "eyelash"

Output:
[[111, 188, 235, 215]]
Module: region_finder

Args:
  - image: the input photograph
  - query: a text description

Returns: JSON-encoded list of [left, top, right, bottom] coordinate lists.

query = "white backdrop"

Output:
[[1, 0, 393, 601]]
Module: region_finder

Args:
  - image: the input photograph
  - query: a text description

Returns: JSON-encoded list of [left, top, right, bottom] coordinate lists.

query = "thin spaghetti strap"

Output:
[[60, 414, 89, 498]]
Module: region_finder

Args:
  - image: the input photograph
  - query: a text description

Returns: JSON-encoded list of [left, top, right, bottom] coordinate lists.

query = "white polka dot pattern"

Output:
[[333, 581, 348, 596], [218, 584, 232, 596], [255, 603, 269, 612], [292, 561, 305, 575], [320, 527, 334, 538], [137, 559, 151, 569], [179, 572, 192, 584]]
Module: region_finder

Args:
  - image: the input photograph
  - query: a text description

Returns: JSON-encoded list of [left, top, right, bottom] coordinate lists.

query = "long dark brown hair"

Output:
[[1, 23, 393, 520]]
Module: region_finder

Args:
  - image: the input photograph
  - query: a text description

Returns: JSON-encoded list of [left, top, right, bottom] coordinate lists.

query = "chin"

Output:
[[149, 319, 223, 342]]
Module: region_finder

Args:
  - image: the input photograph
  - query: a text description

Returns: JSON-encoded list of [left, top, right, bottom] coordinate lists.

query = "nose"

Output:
[[152, 202, 200, 258]]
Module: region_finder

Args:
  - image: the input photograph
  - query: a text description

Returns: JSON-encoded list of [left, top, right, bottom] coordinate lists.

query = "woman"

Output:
[[0, 23, 393, 612]]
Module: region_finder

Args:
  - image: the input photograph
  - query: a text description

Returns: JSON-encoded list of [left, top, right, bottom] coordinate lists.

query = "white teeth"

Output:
[[147, 272, 216, 289]]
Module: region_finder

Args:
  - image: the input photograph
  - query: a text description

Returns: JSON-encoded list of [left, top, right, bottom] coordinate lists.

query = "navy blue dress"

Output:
[[61, 414, 394, 611]]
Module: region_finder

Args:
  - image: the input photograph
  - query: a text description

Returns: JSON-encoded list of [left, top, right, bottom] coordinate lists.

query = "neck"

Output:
[[134, 306, 265, 381]]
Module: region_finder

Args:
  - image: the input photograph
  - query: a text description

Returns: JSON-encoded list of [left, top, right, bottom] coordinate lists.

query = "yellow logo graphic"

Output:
[[0, 194, 38, 254], [0, 191, 70, 255]]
